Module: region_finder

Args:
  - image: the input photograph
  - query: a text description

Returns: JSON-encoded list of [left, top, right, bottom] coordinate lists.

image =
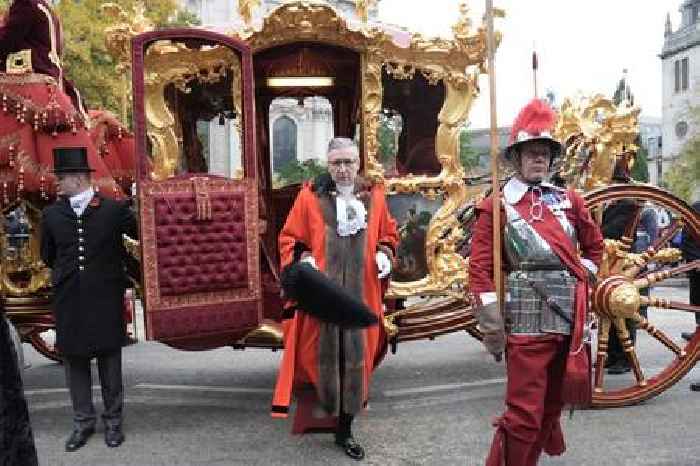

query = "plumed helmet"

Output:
[[505, 98, 562, 162]]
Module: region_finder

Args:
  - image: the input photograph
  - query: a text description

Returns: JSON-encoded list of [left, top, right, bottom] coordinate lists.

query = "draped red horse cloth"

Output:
[[0, 1, 125, 205]]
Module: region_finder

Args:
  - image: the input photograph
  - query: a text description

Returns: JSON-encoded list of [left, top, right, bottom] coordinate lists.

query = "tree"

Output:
[[0, 1, 200, 124], [60, 1, 199, 121], [459, 127, 480, 171], [377, 121, 396, 164], [631, 146, 650, 183], [663, 107, 700, 202], [274, 159, 326, 188]]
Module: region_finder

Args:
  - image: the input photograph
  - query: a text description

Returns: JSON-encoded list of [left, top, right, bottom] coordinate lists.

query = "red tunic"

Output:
[[469, 184, 604, 465], [271, 182, 398, 430], [469, 187, 603, 295]]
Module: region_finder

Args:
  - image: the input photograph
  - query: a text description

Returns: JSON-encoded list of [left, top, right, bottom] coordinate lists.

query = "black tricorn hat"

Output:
[[52, 147, 94, 173], [281, 262, 379, 328]]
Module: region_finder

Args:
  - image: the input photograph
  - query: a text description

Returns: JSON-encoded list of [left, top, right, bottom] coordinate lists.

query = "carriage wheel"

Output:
[[584, 184, 700, 407], [25, 325, 62, 363]]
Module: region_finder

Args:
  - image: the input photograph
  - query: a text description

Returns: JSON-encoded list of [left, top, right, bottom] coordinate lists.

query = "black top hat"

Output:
[[52, 147, 94, 173]]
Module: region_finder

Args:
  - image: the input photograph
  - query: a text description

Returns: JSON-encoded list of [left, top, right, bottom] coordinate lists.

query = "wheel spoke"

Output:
[[611, 318, 647, 387], [594, 316, 612, 393], [634, 259, 700, 288], [649, 219, 684, 252], [639, 296, 700, 313], [631, 314, 687, 358], [620, 204, 643, 251]]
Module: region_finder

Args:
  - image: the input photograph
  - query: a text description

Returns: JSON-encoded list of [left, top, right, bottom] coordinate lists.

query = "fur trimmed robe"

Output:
[[271, 181, 398, 432]]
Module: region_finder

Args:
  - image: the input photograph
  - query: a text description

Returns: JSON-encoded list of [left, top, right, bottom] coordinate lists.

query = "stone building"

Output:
[[180, 0, 380, 176], [660, 0, 700, 180]]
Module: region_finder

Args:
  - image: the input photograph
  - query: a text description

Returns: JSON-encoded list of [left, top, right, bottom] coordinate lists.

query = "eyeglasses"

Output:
[[521, 149, 551, 161], [328, 159, 358, 168]]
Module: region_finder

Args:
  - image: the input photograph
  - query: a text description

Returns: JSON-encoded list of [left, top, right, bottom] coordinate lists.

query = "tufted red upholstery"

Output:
[[154, 193, 248, 296], [151, 302, 259, 340]]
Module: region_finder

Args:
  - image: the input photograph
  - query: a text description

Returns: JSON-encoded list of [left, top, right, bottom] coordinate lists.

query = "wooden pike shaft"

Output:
[[486, 0, 502, 311]]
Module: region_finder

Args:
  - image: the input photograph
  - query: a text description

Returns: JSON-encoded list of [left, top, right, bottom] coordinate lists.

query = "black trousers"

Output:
[[64, 349, 123, 430]]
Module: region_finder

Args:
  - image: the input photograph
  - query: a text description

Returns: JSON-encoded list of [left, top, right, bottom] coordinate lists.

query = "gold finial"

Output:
[[355, 0, 376, 23], [102, 1, 154, 72], [452, 2, 472, 38], [239, 0, 261, 25]]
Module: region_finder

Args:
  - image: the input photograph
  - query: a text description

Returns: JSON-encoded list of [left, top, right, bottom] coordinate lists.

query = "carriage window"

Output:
[[270, 96, 333, 188], [142, 39, 244, 180], [381, 65, 445, 177]]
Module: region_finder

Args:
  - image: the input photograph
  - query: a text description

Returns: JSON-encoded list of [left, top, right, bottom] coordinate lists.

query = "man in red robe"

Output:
[[272, 137, 398, 461], [469, 99, 604, 465]]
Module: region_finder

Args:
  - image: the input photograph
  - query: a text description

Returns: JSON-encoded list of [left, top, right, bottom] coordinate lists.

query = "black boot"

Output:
[[65, 427, 95, 452], [335, 413, 365, 461]]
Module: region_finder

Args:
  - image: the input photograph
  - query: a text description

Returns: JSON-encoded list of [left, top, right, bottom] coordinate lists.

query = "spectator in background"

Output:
[[680, 199, 700, 392]]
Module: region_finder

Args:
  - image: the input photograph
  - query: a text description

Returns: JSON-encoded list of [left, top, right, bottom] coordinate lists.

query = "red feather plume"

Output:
[[509, 98, 557, 144]]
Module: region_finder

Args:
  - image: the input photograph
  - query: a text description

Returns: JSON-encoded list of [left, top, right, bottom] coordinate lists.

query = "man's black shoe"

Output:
[[691, 382, 700, 392], [104, 426, 124, 448], [607, 360, 632, 375], [335, 436, 365, 461], [65, 427, 95, 452], [681, 331, 697, 342]]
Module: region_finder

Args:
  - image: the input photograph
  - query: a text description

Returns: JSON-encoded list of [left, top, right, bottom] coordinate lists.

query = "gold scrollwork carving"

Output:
[[0, 203, 51, 297], [143, 41, 242, 180], [236, 1, 500, 298], [555, 94, 640, 191]]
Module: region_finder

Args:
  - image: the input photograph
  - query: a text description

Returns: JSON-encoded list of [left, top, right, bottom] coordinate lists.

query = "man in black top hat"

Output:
[[40, 147, 138, 451]]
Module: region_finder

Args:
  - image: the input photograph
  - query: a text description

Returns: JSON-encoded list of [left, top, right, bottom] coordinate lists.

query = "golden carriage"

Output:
[[3, 0, 699, 409]]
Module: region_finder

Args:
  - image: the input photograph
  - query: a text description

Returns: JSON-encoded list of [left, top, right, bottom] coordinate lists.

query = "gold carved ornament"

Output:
[[0, 203, 51, 297], [142, 41, 243, 180], [233, 1, 502, 298], [102, 2, 154, 73], [355, 0, 376, 22], [554, 94, 640, 191], [238, 0, 262, 25]]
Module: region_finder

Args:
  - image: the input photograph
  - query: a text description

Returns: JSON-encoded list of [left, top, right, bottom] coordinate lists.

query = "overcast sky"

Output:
[[378, 0, 682, 129]]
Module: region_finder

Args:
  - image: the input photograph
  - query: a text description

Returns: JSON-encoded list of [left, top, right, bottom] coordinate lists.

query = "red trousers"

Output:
[[486, 334, 568, 466]]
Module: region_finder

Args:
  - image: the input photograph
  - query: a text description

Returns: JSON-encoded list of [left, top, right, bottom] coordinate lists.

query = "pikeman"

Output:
[[469, 99, 604, 465], [271, 137, 398, 461]]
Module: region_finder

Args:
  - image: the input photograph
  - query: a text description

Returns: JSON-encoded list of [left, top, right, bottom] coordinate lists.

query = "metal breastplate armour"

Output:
[[503, 202, 573, 270], [503, 199, 578, 335]]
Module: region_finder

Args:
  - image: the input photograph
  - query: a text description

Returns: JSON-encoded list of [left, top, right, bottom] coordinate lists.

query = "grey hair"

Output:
[[327, 137, 359, 158]]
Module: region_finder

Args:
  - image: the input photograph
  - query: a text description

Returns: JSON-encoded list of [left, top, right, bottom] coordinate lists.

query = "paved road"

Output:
[[19, 284, 700, 466]]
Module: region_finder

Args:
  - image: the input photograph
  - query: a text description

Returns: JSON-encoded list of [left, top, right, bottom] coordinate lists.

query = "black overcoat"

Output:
[[40, 195, 138, 357]]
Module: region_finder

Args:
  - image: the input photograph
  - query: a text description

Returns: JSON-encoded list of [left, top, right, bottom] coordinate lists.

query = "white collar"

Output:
[[502, 177, 560, 205], [69, 187, 95, 215]]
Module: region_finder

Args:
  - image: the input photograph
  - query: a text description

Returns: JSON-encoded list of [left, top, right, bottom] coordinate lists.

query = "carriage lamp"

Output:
[[266, 77, 335, 88]]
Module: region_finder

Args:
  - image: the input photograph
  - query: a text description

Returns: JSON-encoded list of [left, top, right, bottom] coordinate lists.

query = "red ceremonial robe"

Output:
[[271, 182, 398, 433]]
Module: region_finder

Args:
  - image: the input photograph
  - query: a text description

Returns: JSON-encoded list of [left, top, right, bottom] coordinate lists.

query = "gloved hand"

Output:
[[476, 300, 505, 361], [300, 253, 317, 269], [376, 251, 391, 279]]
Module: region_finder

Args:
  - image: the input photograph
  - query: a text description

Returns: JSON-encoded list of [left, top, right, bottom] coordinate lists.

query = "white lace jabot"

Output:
[[335, 185, 367, 237]]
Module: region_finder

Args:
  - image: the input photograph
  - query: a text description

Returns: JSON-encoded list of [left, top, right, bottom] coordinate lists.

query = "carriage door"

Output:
[[131, 30, 261, 346]]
